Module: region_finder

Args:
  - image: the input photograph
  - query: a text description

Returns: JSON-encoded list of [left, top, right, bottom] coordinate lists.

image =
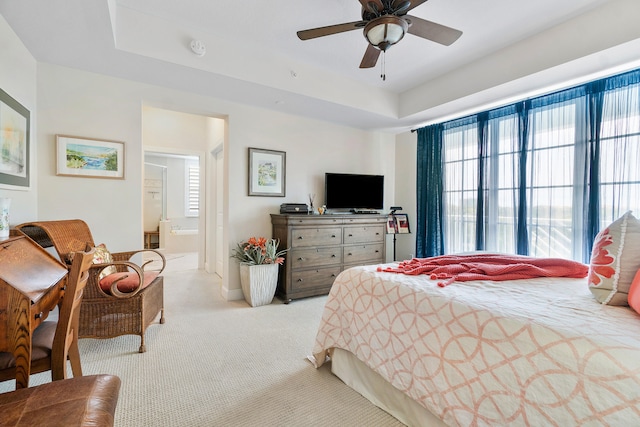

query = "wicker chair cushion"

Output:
[[99, 271, 159, 294]]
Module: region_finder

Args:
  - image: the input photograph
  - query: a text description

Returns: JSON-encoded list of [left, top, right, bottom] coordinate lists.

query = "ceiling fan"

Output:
[[297, 0, 462, 70]]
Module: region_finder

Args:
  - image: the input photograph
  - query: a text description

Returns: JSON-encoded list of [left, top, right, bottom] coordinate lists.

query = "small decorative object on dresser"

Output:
[[271, 213, 386, 303], [231, 237, 289, 307]]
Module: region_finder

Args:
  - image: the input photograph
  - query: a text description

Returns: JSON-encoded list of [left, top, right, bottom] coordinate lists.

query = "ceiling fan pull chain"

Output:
[[381, 52, 386, 81]]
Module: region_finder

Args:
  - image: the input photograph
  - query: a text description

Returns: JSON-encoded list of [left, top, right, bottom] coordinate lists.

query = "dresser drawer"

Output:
[[343, 225, 385, 244], [292, 227, 342, 248], [272, 213, 387, 301], [344, 217, 387, 225], [291, 247, 341, 269], [291, 266, 341, 291], [287, 217, 343, 226], [343, 243, 384, 264]]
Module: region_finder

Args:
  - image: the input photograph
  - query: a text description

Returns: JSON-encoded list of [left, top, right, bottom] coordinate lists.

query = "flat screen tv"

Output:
[[325, 173, 384, 211]]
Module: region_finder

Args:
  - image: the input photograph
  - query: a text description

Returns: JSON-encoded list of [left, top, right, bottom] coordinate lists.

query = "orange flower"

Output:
[[231, 237, 289, 265]]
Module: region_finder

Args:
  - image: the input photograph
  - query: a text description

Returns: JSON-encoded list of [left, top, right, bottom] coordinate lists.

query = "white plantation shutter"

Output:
[[185, 162, 199, 217]]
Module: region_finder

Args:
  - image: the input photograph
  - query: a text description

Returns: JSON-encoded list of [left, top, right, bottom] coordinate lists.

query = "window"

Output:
[[443, 123, 478, 253], [185, 161, 199, 217], [422, 68, 640, 262]]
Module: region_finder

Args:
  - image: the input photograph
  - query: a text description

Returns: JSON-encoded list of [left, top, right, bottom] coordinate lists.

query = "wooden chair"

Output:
[[16, 220, 166, 353], [0, 249, 94, 385], [0, 374, 121, 427]]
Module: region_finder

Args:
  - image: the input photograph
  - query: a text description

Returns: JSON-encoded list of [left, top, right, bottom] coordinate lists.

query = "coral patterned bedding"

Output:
[[311, 264, 640, 426]]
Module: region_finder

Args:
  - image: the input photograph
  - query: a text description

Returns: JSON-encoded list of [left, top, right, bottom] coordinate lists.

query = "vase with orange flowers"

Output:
[[231, 237, 288, 307]]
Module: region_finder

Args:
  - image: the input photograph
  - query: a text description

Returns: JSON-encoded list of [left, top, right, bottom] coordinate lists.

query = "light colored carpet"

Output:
[[1, 261, 404, 426]]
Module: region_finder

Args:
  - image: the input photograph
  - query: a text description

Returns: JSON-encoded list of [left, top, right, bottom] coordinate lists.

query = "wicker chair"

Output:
[[16, 219, 166, 353]]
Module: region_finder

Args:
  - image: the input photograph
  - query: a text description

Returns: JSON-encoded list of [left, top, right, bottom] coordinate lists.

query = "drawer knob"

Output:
[[298, 257, 305, 261], [348, 234, 353, 237], [331, 234, 336, 238], [297, 278, 303, 282], [375, 250, 379, 253], [298, 236, 303, 239], [331, 254, 336, 258], [348, 253, 352, 256]]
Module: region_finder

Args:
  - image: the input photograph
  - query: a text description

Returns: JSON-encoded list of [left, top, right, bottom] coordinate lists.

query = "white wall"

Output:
[[0, 15, 37, 223], [1, 15, 396, 300], [31, 61, 395, 301], [394, 131, 417, 262]]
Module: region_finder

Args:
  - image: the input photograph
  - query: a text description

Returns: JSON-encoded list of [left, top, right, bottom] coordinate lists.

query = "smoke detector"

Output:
[[190, 39, 206, 57]]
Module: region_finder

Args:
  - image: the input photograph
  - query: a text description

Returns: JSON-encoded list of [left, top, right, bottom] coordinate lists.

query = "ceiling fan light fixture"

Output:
[[364, 15, 408, 52]]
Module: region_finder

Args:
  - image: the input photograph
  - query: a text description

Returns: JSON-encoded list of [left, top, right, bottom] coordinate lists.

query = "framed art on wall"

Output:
[[0, 88, 30, 189], [56, 135, 125, 179], [248, 147, 285, 197]]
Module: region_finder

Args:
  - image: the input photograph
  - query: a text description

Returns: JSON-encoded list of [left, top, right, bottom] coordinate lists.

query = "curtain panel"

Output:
[[416, 124, 445, 257], [415, 68, 640, 262]]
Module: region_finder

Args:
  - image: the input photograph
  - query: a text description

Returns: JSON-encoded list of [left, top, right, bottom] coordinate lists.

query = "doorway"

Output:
[[144, 152, 201, 271], [141, 105, 225, 274]]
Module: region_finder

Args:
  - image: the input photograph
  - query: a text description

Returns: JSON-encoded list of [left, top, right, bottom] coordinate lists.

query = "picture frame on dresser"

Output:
[[0, 88, 30, 189], [248, 147, 286, 197]]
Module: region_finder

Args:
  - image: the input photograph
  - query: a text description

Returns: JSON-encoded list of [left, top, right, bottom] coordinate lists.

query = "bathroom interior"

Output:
[[144, 152, 200, 267]]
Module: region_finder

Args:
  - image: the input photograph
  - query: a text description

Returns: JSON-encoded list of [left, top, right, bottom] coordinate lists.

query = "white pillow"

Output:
[[588, 211, 640, 305]]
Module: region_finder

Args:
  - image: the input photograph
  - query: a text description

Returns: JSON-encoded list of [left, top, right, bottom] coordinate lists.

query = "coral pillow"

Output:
[[99, 271, 159, 294], [588, 211, 640, 305], [628, 269, 640, 314]]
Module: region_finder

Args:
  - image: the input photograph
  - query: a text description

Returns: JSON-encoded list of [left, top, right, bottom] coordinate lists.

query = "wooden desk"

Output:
[[0, 233, 67, 389]]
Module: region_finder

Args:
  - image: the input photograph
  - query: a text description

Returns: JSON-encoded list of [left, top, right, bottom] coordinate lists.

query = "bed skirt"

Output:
[[331, 348, 447, 427]]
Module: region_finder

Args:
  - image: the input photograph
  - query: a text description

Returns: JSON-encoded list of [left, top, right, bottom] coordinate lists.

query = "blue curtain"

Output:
[[515, 101, 530, 255], [416, 124, 445, 257], [583, 81, 605, 262], [475, 113, 489, 250], [415, 67, 640, 261]]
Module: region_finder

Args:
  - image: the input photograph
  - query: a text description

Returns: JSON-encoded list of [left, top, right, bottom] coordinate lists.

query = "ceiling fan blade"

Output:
[[405, 15, 462, 46], [359, 44, 381, 68], [392, 1, 411, 15], [404, 0, 429, 13], [297, 21, 366, 40]]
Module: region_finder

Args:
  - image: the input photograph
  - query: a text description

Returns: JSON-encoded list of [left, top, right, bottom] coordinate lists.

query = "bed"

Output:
[[310, 258, 640, 426]]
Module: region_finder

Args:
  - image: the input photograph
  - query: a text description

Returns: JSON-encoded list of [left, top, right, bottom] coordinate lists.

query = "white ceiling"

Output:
[[2, 0, 640, 133]]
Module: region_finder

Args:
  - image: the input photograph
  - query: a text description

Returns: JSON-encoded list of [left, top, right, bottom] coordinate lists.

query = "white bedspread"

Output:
[[312, 265, 640, 426]]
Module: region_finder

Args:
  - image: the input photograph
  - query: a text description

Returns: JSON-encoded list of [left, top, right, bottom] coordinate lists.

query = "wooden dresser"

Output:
[[271, 213, 387, 302]]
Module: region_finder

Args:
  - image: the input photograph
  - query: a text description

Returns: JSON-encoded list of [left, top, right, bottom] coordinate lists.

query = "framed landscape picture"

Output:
[[0, 88, 30, 189], [56, 135, 125, 179], [248, 147, 285, 197]]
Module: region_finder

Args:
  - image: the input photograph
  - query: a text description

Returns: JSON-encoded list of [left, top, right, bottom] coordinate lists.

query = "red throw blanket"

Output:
[[378, 254, 589, 287]]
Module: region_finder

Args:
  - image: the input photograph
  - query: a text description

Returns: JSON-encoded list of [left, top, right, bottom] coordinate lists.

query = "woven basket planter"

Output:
[[240, 263, 279, 307]]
